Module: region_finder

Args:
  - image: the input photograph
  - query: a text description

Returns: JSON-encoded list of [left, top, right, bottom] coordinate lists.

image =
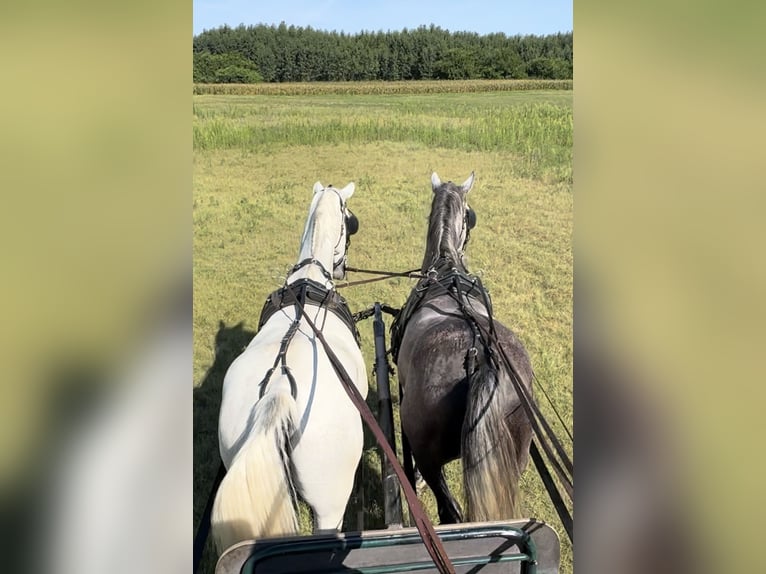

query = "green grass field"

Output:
[[194, 82, 572, 573]]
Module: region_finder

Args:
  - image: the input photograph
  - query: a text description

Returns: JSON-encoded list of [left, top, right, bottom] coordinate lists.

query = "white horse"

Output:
[[211, 182, 368, 555]]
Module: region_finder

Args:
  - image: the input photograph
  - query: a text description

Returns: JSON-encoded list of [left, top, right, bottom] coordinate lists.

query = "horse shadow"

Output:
[[194, 320, 255, 573], [343, 403, 387, 533]]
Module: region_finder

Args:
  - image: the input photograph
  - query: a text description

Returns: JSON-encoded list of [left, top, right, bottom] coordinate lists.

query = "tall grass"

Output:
[[194, 104, 571, 151], [193, 91, 573, 184]]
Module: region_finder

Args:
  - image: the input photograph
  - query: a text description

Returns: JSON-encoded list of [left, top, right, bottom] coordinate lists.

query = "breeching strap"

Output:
[[451, 277, 573, 488], [284, 283, 457, 574], [478, 316, 574, 497], [472, 309, 575, 545]]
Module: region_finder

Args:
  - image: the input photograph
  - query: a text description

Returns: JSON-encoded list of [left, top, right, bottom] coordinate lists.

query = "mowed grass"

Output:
[[194, 87, 572, 573]]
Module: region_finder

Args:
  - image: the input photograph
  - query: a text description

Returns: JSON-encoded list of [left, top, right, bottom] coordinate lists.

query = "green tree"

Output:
[[193, 51, 262, 83], [526, 57, 572, 79], [214, 66, 262, 83], [434, 48, 478, 79], [192, 25, 572, 83]]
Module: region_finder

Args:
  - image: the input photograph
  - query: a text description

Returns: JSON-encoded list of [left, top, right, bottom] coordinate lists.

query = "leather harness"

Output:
[[389, 259, 494, 370], [258, 277, 361, 343], [255, 275, 361, 400]]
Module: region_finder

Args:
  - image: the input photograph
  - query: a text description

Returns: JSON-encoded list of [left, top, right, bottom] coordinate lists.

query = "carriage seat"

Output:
[[216, 518, 560, 574]]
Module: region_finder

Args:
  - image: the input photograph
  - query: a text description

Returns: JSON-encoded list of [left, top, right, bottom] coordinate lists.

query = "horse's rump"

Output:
[[396, 287, 534, 523], [211, 391, 299, 554]]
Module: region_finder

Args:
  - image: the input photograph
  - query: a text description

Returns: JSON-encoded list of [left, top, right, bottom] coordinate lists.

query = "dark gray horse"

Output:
[[391, 172, 535, 524]]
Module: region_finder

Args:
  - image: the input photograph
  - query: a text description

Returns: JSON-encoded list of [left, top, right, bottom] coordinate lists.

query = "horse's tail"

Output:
[[462, 358, 521, 522], [211, 391, 299, 554]]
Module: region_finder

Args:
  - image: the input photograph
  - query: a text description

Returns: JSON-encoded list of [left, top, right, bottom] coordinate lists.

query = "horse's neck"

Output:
[[421, 250, 466, 275], [421, 225, 465, 274], [289, 198, 337, 285]]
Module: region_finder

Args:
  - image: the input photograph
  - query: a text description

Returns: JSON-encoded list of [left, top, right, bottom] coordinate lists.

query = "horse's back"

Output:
[[218, 308, 367, 467], [397, 293, 534, 460], [397, 295, 476, 463]]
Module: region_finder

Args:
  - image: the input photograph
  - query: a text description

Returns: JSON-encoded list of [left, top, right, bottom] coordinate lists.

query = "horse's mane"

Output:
[[299, 188, 341, 260], [422, 184, 466, 273]]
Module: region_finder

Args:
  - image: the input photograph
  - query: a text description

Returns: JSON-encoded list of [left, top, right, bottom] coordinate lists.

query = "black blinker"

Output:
[[346, 212, 359, 236], [466, 208, 477, 230]]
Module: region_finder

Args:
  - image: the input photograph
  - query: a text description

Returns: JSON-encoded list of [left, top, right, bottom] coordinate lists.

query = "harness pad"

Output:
[[389, 262, 492, 364], [258, 278, 361, 346]]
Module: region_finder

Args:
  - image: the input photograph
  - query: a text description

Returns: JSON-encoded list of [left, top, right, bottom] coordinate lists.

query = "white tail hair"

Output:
[[211, 392, 299, 554]]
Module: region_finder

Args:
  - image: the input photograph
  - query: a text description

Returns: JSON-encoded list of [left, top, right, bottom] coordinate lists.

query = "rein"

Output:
[[346, 265, 422, 277], [336, 266, 426, 289], [284, 282, 457, 574]]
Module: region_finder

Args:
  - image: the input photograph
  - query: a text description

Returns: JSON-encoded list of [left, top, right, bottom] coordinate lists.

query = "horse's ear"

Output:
[[338, 182, 355, 201], [313, 181, 324, 194], [461, 171, 475, 194], [431, 172, 442, 192]]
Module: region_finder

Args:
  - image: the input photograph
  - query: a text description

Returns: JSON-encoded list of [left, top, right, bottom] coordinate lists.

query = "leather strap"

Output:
[[531, 440, 573, 543], [285, 283, 457, 574], [290, 257, 334, 282], [258, 279, 360, 346]]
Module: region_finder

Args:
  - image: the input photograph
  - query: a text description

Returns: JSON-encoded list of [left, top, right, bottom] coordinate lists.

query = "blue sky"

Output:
[[193, 0, 572, 37]]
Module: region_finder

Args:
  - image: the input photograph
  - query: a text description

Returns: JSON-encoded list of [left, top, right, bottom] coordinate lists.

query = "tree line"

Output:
[[193, 23, 572, 83]]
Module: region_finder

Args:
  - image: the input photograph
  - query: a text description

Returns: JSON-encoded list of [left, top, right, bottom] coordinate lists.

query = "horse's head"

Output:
[[424, 171, 476, 270], [312, 181, 359, 280]]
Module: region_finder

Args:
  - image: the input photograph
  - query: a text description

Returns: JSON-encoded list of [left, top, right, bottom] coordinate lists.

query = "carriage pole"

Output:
[[373, 302, 404, 528]]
